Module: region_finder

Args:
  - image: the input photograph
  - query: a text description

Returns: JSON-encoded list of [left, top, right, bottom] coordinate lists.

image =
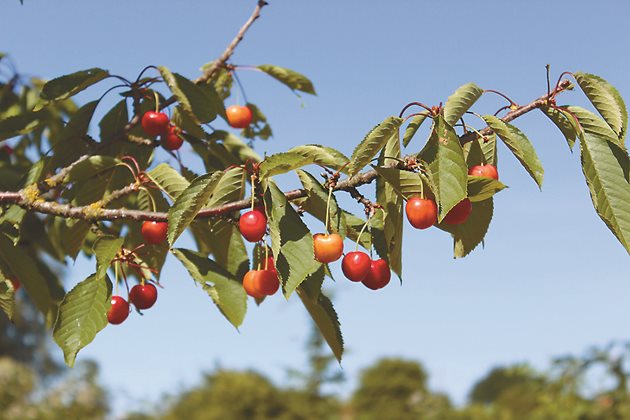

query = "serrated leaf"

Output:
[[569, 106, 630, 254], [288, 144, 350, 173], [206, 166, 245, 208], [443, 82, 484, 126], [37, 68, 109, 107], [0, 111, 43, 140], [168, 172, 221, 246], [574, 72, 627, 144], [482, 115, 544, 188], [373, 167, 425, 200], [67, 156, 120, 183], [437, 198, 494, 258], [99, 99, 128, 142], [348, 116, 403, 177], [467, 176, 507, 202], [259, 151, 309, 179], [541, 106, 580, 150], [257, 64, 316, 95], [480, 132, 498, 166], [147, 163, 190, 200], [419, 115, 468, 221], [402, 113, 429, 148], [52, 273, 112, 367], [172, 105, 205, 139], [171, 248, 246, 327], [297, 287, 343, 362], [296, 169, 345, 237], [265, 181, 320, 297], [207, 220, 250, 279], [93, 236, 123, 281], [158, 67, 219, 124]]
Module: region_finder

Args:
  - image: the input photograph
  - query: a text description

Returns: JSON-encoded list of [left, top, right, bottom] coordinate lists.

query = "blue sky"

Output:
[[2, 0, 630, 415]]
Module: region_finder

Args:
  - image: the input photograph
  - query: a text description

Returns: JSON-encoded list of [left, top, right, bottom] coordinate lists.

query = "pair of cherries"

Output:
[[405, 164, 499, 229], [107, 283, 158, 325], [242, 257, 280, 299], [141, 111, 184, 151], [342, 252, 391, 290]]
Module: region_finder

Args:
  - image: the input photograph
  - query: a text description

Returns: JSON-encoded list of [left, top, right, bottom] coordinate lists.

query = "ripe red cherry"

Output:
[[257, 269, 280, 296], [239, 209, 267, 243], [8, 277, 20, 291], [313, 233, 344, 264], [129, 283, 158, 310], [226, 105, 253, 129], [141, 111, 170, 136], [443, 198, 472, 225], [405, 197, 438, 229], [141, 221, 168, 244], [243, 270, 265, 299], [341, 251, 371, 282], [161, 125, 184, 151], [107, 296, 130, 325], [468, 164, 499, 180], [362, 259, 391, 290]]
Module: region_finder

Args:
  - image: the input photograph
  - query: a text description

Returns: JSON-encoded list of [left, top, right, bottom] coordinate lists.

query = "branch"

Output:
[[0, 80, 572, 222]]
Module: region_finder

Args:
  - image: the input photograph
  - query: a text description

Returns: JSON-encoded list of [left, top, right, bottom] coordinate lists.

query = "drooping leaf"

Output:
[[37, 68, 109, 107], [168, 172, 222, 246], [288, 144, 350, 173], [574, 72, 627, 144], [479, 132, 498, 166], [482, 115, 544, 188], [437, 198, 494, 258], [419, 115, 468, 221], [52, 273, 112, 367], [206, 166, 245, 208], [0, 275, 16, 321], [569, 106, 630, 254], [171, 248, 247, 327], [93, 236, 123, 282], [257, 64, 316, 95], [402, 113, 429, 148], [259, 151, 309, 179], [66, 156, 120, 183], [541, 106, 580, 150], [158, 66, 219, 124], [0, 111, 43, 140], [99, 99, 128, 142], [241, 103, 272, 141], [296, 169, 346, 237], [467, 176, 507, 202], [146, 163, 190, 200], [265, 181, 320, 297], [52, 100, 99, 167], [348, 116, 403, 177], [373, 167, 426, 200], [204, 220, 250, 279], [443, 82, 484, 126], [172, 105, 205, 139], [297, 287, 343, 362]]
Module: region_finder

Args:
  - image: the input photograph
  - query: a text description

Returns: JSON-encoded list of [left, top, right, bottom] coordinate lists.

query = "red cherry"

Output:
[[8, 277, 20, 291], [468, 164, 499, 180], [1, 145, 13, 156], [141, 111, 170, 137], [405, 197, 438, 229], [313, 233, 344, 264], [129, 283, 158, 310], [161, 125, 184, 151], [243, 270, 265, 299], [263, 256, 276, 272], [341, 251, 371, 282], [362, 259, 391, 290], [107, 296, 130, 325], [226, 105, 253, 129], [239, 209, 267, 243], [141, 221, 168, 244], [257, 269, 280, 296], [443, 198, 472, 225]]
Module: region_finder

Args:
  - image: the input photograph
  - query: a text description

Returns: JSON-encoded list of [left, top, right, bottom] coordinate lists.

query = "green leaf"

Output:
[[348, 116, 403, 177], [257, 64, 316, 95], [265, 181, 320, 298], [419, 115, 468, 221], [67, 156, 120, 183], [52, 273, 112, 367], [0, 276, 16, 321], [574, 72, 627, 144], [443, 82, 484, 126], [467, 176, 507, 202], [93, 236, 123, 282], [99, 99, 128, 142], [158, 67, 219, 124], [172, 105, 205, 139], [168, 172, 222, 246], [296, 170, 346, 237], [259, 151, 309, 179], [241, 103, 272, 141], [541, 106, 579, 150], [437, 199, 494, 258], [570, 106, 630, 254], [482, 115, 544, 188], [402, 113, 429, 148], [206, 220, 250, 279], [373, 167, 425, 200], [288, 144, 350, 173], [38, 68, 109, 107], [297, 288, 343, 362], [171, 248, 247, 327], [206, 166, 245, 208], [0, 111, 43, 140], [479, 132, 498, 166], [147, 163, 190, 200], [52, 100, 99, 167]]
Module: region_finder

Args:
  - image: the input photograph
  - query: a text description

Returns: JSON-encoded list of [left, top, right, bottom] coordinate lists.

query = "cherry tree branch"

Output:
[[0, 80, 572, 222]]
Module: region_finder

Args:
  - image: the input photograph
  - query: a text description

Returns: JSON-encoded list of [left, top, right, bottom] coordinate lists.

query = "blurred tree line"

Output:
[[3, 299, 630, 419]]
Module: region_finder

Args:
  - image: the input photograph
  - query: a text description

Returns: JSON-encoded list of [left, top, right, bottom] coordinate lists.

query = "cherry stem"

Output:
[[398, 102, 433, 118], [403, 111, 430, 124], [120, 264, 130, 297], [115, 162, 139, 180], [135, 65, 160, 84], [325, 186, 333, 234], [250, 175, 256, 211], [356, 217, 371, 252], [264, 244, 269, 270], [114, 261, 119, 296], [153, 91, 160, 113], [231, 69, 249, 105], [484, 89, 517, 107]]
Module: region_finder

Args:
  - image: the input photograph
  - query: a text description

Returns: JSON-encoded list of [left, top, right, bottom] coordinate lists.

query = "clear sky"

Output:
[[2, 0, 630, 416]]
